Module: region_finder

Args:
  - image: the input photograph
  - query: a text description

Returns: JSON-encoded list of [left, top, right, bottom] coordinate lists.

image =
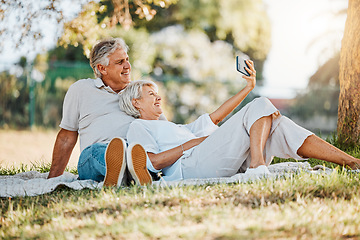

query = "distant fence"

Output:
[[0, 61, 93, 129]]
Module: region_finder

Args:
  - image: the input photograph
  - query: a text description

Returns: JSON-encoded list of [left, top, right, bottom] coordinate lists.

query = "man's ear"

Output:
[[97, 64, 107, 76]]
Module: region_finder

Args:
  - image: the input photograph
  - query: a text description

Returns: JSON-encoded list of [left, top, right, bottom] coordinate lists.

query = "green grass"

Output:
[[0, 162, 77, 176], [1, 139, 360, 239], [1, 170, 360, 239]]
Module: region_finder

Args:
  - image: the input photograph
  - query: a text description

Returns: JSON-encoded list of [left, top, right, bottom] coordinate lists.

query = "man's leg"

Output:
[[103, 138, 127, 187], [78, 139, 127, 186], [78, 142, 107, 181]]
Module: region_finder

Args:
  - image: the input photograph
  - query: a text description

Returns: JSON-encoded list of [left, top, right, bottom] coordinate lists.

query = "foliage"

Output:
[[0, 70, 30, 128], [2, 170, 360, 239], [1, 0, 272, 128], [58, 0, 271, 63], [0, 0, 178, 55], [0, 0, 84, 55], [287, 1, 344, 130], [138, 0, 271, 59], [286, 51, 340, 124], [146, 26, 246, 122], [0, 55, 93, 129], [114, 25, 261, 123], [307, 53, 340, 88], [59, 0, 178, 56], [102, 0, 178, 28], [1, 21, 265, 128], [287, 86, 339, 121]]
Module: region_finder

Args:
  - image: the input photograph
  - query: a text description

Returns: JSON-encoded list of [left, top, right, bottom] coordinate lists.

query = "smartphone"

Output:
[[236, 56, 250, 76]]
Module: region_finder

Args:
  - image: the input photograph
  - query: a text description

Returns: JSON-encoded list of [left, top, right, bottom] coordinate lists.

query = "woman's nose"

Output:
[[156, 95, 161, 100]]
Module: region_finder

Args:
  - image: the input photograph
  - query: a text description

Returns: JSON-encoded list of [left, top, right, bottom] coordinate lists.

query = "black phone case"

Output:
[[236, 56, 250, 76]]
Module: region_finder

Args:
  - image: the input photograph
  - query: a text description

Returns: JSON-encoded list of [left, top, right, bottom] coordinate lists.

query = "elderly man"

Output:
[[47, 38, 152, 187]]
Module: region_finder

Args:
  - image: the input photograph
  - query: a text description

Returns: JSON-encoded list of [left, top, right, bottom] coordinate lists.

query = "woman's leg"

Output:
[[297, 135, 360, 169], [181, 97, 280, 179], [249, 115, 272, 168], [262, 116, 360, 170]]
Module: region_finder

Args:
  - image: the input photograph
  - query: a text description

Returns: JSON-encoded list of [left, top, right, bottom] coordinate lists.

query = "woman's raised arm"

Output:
[[209, 60, 257, 125]]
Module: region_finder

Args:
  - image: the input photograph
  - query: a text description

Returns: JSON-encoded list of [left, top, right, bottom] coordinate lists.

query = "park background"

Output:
[[0, 0, 348, 168]]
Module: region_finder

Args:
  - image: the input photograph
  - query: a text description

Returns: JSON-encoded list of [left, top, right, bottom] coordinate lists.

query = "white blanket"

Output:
[[0, 171, 100, 197], [0, 162, 331, 197]]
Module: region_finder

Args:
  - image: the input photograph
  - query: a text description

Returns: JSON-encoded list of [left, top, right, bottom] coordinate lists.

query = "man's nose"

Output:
[[124, 61, 131, 69]]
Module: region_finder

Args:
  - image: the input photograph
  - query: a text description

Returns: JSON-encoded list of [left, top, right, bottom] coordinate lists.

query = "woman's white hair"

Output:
[[90, 38, 129, 78], [119, 80, 158, 118]]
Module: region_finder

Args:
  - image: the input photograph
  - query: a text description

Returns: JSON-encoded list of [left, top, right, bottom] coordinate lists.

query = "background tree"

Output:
[[59, 0, 270, 71], [288, 54, 340, 121], [80, 0, 270, 123], [0, 0, 271, 128], [0, 65, 29, 128], [285, 1, 346, 135], [337, 0, 360, 147], [0, 0, 177, 55]]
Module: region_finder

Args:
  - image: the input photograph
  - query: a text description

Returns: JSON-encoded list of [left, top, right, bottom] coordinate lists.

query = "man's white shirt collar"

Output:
[[94, 78, 118, 94]]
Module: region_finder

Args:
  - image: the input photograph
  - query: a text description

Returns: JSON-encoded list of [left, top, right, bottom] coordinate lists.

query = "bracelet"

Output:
[[180, 144, 185, 155]]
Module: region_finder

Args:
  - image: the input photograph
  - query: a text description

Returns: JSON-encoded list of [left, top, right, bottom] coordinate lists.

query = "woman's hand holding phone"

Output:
[[236, 56, 256, 90]]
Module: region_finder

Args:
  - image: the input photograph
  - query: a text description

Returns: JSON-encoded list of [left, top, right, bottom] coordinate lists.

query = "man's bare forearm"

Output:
[[48, 128, 78, 179]]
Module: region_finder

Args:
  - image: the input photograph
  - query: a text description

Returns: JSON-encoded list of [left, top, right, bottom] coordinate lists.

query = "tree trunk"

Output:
[[337, 0, 360, 147]]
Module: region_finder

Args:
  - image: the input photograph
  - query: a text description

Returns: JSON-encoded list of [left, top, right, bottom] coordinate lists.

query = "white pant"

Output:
[[181, 97, 313, 179]]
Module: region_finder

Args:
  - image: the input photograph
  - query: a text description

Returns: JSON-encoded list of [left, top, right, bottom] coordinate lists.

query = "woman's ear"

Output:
[[132, 98, 140, 109]]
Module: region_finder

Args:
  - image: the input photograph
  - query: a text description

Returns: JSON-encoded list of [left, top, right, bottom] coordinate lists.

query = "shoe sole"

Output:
[[127, 143, 152, 186], [103, 138, 126, 187]]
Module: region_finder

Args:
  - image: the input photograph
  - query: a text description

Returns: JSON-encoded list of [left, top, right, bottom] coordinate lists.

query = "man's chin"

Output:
[[121, 75, 131, 81], [120, 80, 131, 87]]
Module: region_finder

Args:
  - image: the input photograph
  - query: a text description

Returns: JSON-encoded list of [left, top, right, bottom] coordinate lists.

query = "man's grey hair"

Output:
[[90, 38, 129, 78], [119, 80, 158, 118]]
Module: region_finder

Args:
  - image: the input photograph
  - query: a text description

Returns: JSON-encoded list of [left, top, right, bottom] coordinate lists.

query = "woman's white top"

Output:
[[126, 114, 219, 181]]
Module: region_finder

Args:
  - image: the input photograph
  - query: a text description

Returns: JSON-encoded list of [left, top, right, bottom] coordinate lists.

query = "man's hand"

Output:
[[48, 129, 78, 179]]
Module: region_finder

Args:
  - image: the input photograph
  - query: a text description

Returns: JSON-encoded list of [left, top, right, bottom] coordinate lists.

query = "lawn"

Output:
[[0, 129, 79, 169], [1, 130, 360, 239], [1, 169, 360, 239]]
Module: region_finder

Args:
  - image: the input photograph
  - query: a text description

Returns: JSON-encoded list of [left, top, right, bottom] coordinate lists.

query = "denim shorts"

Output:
[[77, 142, 108, 181]]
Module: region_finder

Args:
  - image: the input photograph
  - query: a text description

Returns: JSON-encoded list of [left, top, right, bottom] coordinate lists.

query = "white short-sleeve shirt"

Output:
[[60, 78, 135, 152], [126, 114, 218, 181]]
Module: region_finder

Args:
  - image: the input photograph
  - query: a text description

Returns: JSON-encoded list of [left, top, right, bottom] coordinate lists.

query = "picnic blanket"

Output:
[[0, 162, 332, 198]]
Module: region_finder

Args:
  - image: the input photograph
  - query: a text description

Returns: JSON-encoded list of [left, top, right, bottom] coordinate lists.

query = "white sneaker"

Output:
[[244, 165, 272, 180], [103, 138, 127, 187], [126, 143, 152, 186]]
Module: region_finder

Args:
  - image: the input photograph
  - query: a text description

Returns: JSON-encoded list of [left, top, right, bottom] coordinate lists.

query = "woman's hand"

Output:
[[209, 59, 257, 125], [242, 60, 256, 90]]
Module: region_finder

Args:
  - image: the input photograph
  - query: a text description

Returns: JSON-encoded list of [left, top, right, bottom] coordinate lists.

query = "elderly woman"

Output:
[[119, 60, 360, 181]]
